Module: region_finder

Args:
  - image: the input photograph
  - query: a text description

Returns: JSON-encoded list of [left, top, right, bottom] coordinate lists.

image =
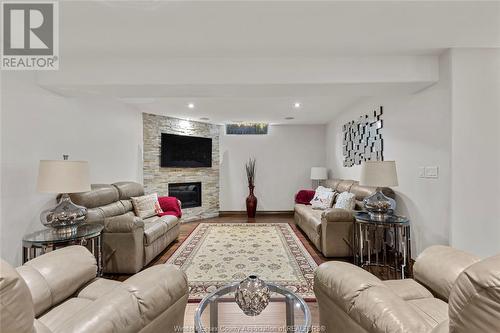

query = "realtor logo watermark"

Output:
[[1, 1, 59, 70]]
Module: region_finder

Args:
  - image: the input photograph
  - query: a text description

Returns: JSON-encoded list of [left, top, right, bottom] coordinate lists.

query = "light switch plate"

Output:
[[418, 167, 426, 178], [425, 166, 439, 178]]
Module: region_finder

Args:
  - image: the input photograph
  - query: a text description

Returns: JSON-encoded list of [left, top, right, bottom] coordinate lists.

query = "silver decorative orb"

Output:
[[40, 193, 87, 237], [363, 190, 396, 221], [235, 275, 270, 316]]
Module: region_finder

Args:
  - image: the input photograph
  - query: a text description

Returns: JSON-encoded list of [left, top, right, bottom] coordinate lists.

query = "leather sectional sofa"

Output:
[[294, 178, 394, 257], [314, 245, 500, 333], [0, 246, 188, 333], [70, 182, 180, 274]]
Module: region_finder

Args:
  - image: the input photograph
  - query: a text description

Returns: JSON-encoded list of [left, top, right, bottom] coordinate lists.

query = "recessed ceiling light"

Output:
[[285, 117, 295, 120], [200, 117, 210, 121], [293, 102, 301, 109], [188, 103, 195, 109]]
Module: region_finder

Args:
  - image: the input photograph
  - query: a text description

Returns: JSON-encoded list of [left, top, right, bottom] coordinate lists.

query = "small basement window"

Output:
[[226, 123, 268, 135]]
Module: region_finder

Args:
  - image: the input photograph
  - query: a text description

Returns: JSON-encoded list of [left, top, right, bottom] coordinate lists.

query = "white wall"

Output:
[[449, 49, 500, 257], [220, 125, 326, 211], [326, 52, 452, 257], [1, 72, 143, 265]]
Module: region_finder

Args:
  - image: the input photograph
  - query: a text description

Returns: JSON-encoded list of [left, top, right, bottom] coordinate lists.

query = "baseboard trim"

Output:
[[218, 210, 294, 217]]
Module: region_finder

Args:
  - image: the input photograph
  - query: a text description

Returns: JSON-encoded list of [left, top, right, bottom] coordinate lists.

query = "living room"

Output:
[[1, 1, 499, 333]]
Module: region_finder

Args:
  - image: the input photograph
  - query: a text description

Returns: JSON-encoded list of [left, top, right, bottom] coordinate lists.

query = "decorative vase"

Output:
[[363, 190, 396, 221], [235, 275, 270, 316], [246, 185, 257, 218]]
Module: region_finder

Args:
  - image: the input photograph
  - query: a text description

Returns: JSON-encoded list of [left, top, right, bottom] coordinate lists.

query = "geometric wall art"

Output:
[[342, 106, 384, 167]]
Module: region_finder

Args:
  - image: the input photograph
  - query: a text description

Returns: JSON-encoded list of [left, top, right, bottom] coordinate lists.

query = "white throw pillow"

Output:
[[310, 186, 335, 210], [131, 193, 161, 219], [334, 191, 356, 210]]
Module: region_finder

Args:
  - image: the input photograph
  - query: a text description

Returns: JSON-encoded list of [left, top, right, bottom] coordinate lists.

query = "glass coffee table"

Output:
[[194, 282, 311, 333]]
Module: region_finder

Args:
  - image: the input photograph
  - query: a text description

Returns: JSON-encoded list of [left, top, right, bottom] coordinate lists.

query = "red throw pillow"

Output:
[[157, 196, 182, 218], [295, 190, 315, 205]]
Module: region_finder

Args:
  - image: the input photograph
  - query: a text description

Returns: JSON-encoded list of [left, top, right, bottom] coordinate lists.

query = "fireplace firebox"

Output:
[[168, 182, 202, 208]]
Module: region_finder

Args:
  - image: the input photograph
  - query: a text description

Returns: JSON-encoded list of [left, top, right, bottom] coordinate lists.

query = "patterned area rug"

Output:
[[167, 223, 318, 301]]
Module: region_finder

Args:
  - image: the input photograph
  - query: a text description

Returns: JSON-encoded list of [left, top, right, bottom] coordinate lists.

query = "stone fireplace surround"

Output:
[[143, 113, 219, 221]]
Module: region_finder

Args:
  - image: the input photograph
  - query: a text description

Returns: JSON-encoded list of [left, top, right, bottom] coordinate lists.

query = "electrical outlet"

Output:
[[418, 167, 426, 178], [425, 166, 439, 178]]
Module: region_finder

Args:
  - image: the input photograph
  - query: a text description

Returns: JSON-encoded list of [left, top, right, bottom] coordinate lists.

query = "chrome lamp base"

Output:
[[40, 194, 87, 236], [363, 190, 396, 221]]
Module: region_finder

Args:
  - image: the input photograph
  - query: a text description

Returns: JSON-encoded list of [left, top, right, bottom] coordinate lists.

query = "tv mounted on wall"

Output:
[[161, 133, 212, 168]]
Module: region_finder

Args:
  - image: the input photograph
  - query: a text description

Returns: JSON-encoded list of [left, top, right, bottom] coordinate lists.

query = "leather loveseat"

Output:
[[314, 245, 500, 333], [0, 246, 188, 333], [70, 182, 180, 274], [294, 178, 394, 257]]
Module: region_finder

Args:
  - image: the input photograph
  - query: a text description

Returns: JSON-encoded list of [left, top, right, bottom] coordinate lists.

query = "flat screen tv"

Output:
[[161, 133, 212, 168]]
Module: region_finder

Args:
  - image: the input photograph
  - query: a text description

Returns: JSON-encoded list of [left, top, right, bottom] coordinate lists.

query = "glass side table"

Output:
[[195, 282, 311, 333], [354, 212, 411, 279], [22, 224, 104, 276]]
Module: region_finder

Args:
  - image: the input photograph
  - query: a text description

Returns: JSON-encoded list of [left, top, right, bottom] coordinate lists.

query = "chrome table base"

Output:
[[354, 212, 412, 279]]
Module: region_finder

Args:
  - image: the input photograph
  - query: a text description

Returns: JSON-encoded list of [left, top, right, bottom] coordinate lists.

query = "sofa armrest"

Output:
[[104, 214, 144, 233], [314, 261, 433, 333], [177, 199, 182, 209], [414, 245, 480, 300], [321, 208, 355, 223], [123, 264, 188, 323]]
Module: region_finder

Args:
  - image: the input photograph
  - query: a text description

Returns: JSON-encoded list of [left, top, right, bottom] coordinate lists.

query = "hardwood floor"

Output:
[[111, 214, 348, 331]]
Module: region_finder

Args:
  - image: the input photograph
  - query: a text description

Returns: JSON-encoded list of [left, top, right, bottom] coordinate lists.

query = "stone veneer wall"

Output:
[[143, 113, 220, 221]]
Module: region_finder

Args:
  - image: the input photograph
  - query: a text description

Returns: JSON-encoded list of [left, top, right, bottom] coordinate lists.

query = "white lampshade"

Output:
[[310, 167, 328, 180], [37, 160, 91, 193], [360, 161, 398, 187]]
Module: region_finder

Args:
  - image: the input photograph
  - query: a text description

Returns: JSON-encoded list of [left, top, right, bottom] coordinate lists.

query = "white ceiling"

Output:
[[61, 1, 500, 57], [41, 1, 500, 124]]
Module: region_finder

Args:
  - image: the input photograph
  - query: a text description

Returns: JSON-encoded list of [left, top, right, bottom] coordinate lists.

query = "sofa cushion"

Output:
[[310, 186, 335, 210], [143, 215, 179, 245], [131, 193, 160, 219], [39, 298, 92, 332], [69, 184, 119, 209], [113, 182, 144, 200], [382, 279, 434, 300], [17, 246, 97, 317], [77, 278, 121, 301], [334, 191, 356, 210], [99, 201, 127, 218], [294, 204, 322, 234], [335, 180, 357, 193], [322, 179, 341, 191], [408, 298, 449, 329], [158, 196, 182, 218], [295, 189, 315, 205]]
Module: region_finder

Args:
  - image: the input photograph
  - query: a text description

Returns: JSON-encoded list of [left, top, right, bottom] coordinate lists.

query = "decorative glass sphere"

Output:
[[235, 275, 270, 316]]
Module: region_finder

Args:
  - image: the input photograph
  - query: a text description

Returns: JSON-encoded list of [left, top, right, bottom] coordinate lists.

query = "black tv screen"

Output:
[[161, 133, 212, 168]]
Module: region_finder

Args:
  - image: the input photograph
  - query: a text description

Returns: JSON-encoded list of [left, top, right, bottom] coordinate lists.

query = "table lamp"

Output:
[[360, 161, 398, 220], [310, 167, 327, 189], [37, 155, 91, 236]]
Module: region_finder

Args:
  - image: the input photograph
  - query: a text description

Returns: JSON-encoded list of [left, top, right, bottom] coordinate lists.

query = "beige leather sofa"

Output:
[[314, 245, 500, 333], [294, 178, 394, 257], [70, 182, 180, 274], [0, 246, 188, 333]]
